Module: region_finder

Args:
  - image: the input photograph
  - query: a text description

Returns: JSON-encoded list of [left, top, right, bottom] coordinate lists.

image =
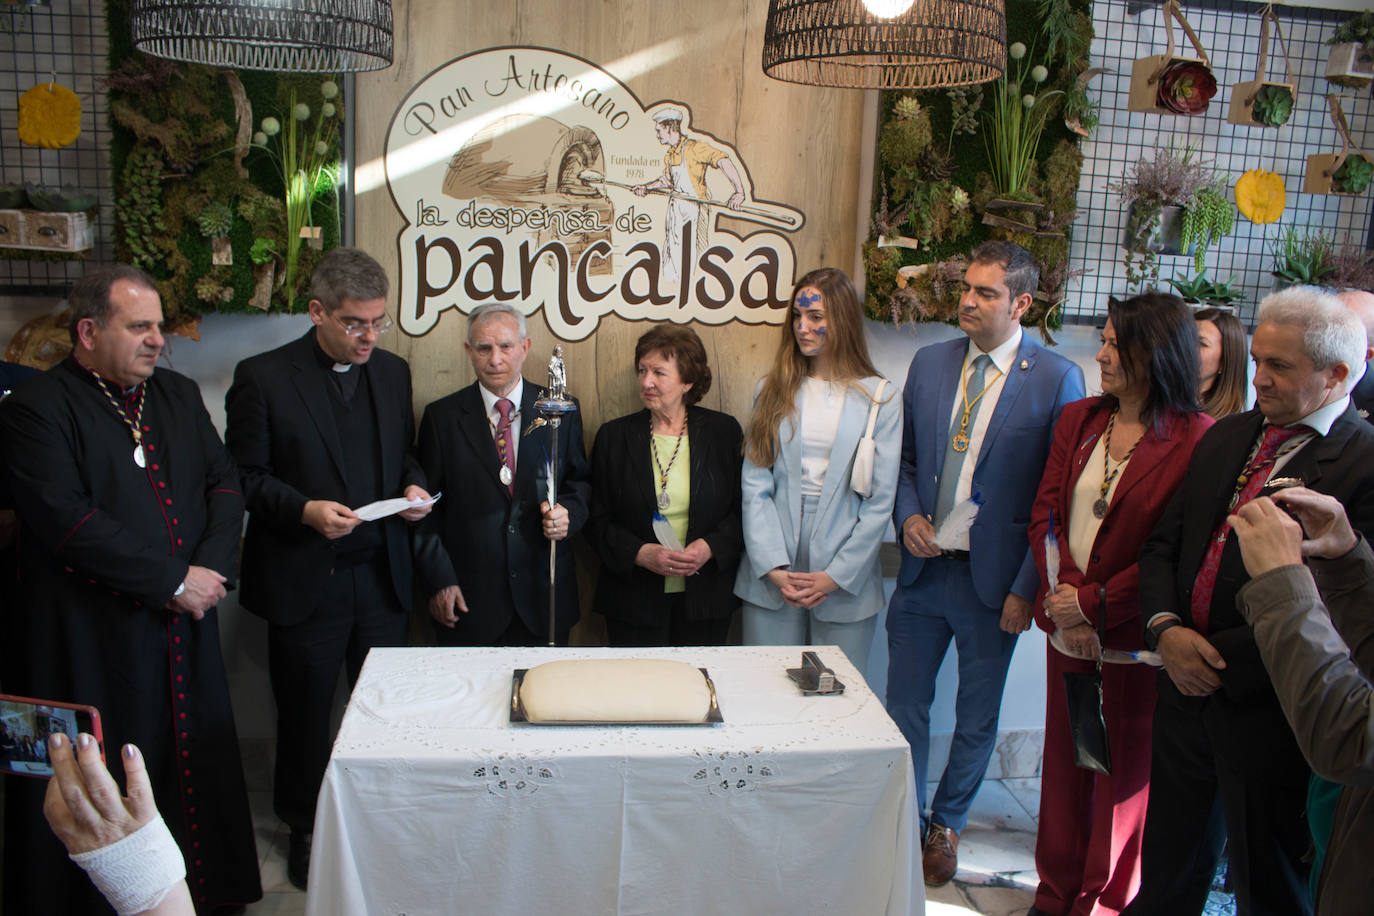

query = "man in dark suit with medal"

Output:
[[1, 265, 260, 913], [1129, 287, 1374, 915], [413, 303, 591, 646], [226, 247, 432, 890]]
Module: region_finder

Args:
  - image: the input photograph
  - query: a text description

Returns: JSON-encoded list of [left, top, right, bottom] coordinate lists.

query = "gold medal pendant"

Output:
[[951, 430, 970, 453]]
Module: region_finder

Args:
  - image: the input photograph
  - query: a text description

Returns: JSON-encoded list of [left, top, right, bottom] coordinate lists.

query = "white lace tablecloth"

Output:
[[307, 645, 922, 916]]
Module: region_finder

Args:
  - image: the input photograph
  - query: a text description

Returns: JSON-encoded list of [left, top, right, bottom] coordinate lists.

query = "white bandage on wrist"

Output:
[[69, 816, 186, 916]]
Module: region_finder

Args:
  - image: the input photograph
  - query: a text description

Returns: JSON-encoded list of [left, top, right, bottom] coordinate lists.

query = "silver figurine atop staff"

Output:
[[534, 346, 577, 647]]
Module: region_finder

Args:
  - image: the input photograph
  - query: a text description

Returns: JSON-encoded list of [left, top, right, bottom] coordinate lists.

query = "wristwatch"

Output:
[[1144, 616, 1181, 651]]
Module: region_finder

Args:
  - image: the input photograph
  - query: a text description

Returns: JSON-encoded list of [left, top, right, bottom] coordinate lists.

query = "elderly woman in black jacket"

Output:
[[588, 325, 743, 646]]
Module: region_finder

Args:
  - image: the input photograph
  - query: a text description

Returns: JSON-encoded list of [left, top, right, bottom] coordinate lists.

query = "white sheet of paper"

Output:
[[354, 493, 442, 522]]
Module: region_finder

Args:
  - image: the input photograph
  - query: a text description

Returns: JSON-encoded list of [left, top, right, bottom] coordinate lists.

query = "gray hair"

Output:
[[308, 247, 389, 312], [467, 303, 528, 343], [68, 264, 159, 345], [1257, 286, 1367, 390]]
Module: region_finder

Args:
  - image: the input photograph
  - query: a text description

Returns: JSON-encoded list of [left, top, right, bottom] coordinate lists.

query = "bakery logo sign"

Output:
[[385, 47, 805, 341]]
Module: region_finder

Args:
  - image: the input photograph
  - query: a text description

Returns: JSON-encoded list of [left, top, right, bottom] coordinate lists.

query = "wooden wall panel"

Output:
[[354, 0, 866, 440]]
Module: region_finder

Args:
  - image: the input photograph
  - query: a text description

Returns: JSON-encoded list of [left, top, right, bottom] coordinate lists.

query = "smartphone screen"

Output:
[[0, 693, 103, 779]]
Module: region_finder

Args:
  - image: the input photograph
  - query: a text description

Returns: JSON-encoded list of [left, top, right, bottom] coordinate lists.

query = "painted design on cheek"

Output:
[[813, 326, 827, 336], [796, 290, 821, 309]]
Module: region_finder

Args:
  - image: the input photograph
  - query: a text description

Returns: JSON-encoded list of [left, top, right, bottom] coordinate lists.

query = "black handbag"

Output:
[[1062, 585, 1111, 775]]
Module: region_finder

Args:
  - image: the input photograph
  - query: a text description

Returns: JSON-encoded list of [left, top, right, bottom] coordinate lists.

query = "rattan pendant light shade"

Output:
[[763, 0, 1006, 89], [130, 0, 394, 73]]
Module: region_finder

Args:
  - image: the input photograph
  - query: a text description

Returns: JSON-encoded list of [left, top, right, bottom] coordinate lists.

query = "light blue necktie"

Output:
[[934, 354, 993, 527]]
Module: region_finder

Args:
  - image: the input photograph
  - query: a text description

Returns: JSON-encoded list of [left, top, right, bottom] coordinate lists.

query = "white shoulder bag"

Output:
[[849, 379, 887, 498]]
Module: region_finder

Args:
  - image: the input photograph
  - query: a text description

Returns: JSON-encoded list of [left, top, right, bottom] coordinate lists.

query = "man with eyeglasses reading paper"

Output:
[[225, 247, 433, 890]]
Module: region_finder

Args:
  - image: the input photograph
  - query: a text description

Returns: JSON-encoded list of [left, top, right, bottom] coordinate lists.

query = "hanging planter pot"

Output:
[[1129, 1, 1215, 116], [1228, 8, 1296, 127], [1304, 96, 1373, 196], [1122, 202, 1191, 255], [1326, 41, 1374, 87]]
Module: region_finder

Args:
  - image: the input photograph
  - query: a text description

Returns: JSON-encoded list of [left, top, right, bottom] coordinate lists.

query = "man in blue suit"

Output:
[[887, 241, 1084, 886]]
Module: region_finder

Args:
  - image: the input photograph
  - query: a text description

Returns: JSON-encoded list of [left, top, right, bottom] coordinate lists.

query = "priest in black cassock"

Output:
[[225, 246, 432, 890], [0, 265, 261, 914]]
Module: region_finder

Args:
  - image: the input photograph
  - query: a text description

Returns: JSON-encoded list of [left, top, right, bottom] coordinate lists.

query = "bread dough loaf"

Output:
[[520, 659, 710, 723]]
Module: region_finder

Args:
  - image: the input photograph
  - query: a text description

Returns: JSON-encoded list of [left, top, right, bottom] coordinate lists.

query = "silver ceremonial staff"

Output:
[[534, 346, 576, 646]]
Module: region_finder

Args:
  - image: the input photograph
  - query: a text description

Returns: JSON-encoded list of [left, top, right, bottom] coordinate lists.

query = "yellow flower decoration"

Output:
[[17, 82, 82, 150], [1235, 169, 1286, 224]]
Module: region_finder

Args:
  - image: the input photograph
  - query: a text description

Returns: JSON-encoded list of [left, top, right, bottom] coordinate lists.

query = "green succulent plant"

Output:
[[197, 201, 235, 238], [1169, 271, 1244, 309], [894, 96, 923, 120], [1333, 154, 1373, 195], [1271, 226, 1337, 285], [1180, 186, 1235, 274], [1251, 85, 1294, 127], [250, 237, 276, 265], [1328, 11, 1374, 52]]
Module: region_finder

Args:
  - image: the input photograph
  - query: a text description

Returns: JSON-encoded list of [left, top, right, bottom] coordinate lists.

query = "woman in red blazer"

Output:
[[1026, 294, 1214, 916]]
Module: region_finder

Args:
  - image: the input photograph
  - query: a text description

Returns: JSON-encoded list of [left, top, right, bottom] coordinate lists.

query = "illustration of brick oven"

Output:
[[443, 113, 614, 275]]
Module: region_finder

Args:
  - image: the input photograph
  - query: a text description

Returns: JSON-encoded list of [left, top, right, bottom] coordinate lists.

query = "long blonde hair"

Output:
[[744, 267, 879, 467]]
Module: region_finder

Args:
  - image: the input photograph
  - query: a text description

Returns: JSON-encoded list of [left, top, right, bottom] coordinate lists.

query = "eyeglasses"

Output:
[[329, 312, 393, 337]]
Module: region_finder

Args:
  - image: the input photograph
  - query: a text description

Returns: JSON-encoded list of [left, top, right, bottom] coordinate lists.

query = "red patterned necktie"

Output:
[[495, 398, 515, 495], [1190, 423, 1303, 633]]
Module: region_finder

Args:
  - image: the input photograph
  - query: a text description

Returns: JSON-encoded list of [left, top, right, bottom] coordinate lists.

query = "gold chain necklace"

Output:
[[91, 373, 148, 468], [650, 412, 688, 510], [951, 358, 1003, 452], [1093, 409, 1143, 519]]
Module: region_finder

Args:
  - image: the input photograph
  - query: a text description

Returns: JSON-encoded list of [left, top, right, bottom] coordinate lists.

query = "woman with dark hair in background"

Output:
[[1195, 307, 1248, 419], [589, 325, 743, 646], [735, 267, 899, 672], [1026, 294, 1214, 916]]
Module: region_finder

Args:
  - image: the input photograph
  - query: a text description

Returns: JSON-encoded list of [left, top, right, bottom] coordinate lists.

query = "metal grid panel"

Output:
[[1066, 0, 1372, 323], [0, 0, 112, 293]]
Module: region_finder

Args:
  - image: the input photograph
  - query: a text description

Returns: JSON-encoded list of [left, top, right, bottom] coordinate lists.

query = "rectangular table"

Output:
[[308, 646, 922, 915]]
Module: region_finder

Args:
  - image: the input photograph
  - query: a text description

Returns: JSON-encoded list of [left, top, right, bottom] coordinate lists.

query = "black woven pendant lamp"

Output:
[[130, 0, 394, 72], [762, 0, 1005, 89]]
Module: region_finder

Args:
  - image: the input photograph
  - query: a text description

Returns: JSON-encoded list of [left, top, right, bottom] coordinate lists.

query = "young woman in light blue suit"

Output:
[[734, 267, 901, 672]]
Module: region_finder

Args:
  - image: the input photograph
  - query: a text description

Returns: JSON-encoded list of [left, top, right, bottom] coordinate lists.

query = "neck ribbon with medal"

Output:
[[651, 412, 688, 509], [93, 374, 148, 468], [1092, 408, 1143, 519], [951, 358, 1003, 453], [493, 404, 516, 487], [1214, 427, 1309, 543]]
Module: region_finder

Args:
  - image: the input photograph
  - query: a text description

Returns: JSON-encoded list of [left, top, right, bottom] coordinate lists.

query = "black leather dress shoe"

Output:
[[288, 830, 312, 891]]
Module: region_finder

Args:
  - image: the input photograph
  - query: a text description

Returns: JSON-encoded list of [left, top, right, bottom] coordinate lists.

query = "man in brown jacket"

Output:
[[1231, 488, 1374, 916]]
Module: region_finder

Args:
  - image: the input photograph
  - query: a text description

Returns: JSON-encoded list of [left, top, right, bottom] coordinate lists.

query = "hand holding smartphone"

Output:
[[0, 693, 102, 779]]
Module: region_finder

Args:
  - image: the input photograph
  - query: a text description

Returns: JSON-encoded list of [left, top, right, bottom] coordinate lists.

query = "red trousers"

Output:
[[1033, 645, 1158, 916]]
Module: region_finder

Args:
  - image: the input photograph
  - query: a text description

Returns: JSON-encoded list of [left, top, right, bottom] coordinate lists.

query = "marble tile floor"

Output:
[[244, 790, 306, 915], [925, 776, 1237, 916]]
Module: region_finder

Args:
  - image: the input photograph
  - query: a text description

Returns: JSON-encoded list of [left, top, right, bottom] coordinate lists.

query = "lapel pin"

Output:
[[1019, 359, 1029, 370]]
